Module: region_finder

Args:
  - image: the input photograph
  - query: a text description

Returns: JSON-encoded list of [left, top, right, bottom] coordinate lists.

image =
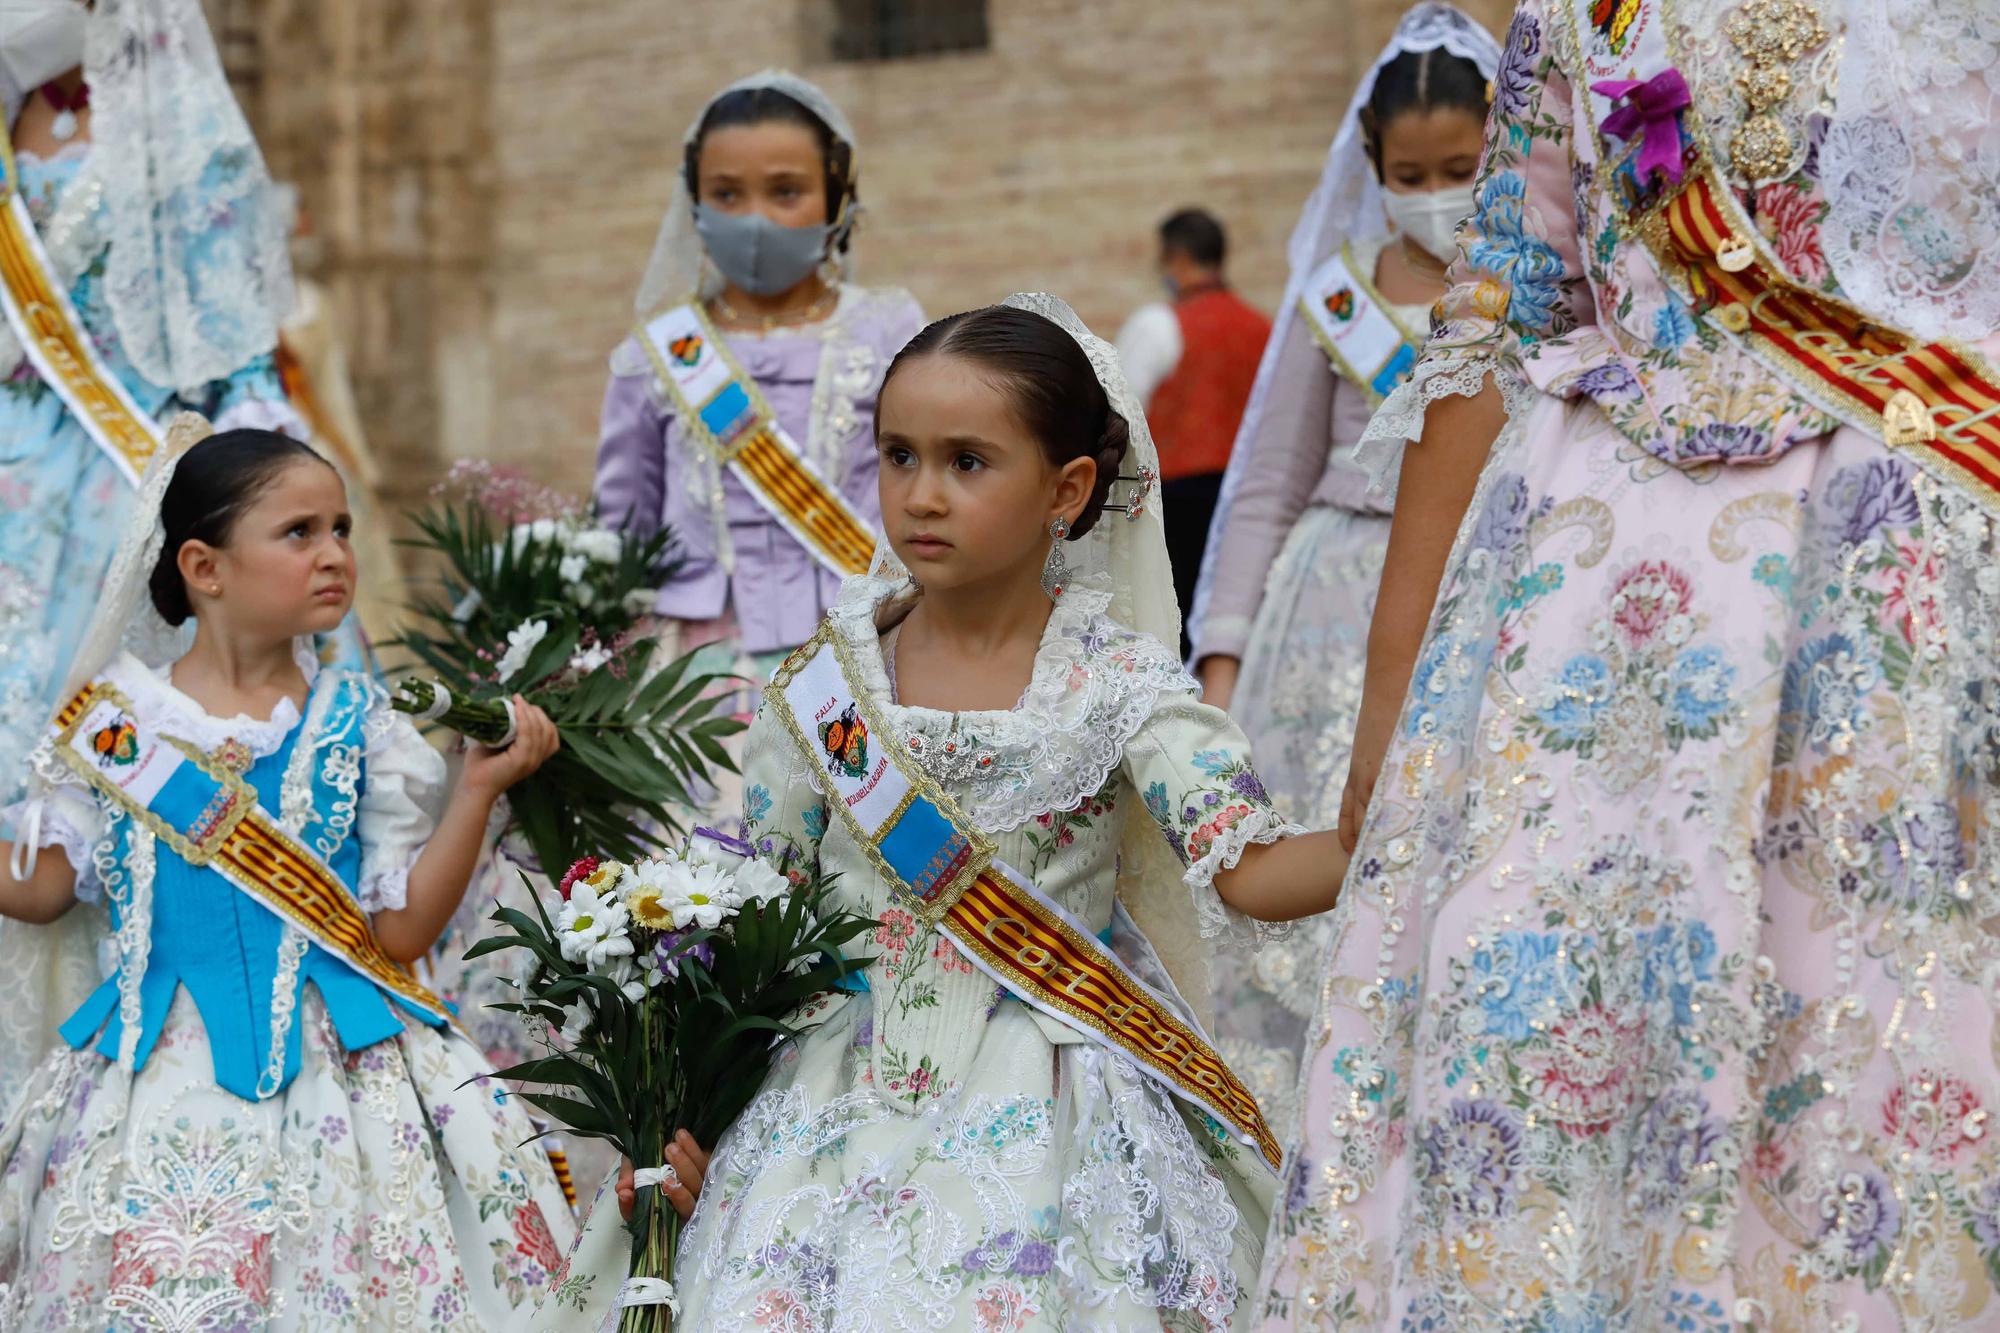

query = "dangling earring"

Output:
[[817, 252, 841, 288], [1041, 517, 1072, 602]]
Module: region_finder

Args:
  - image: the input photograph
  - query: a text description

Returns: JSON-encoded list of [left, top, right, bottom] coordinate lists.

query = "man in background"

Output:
[[1115, 208, 1271, 655]]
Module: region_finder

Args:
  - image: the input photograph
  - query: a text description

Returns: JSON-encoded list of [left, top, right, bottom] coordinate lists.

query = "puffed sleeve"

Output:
[[1123, 688, 1303, 942], [2, 759, 106, 901], [740, 697, 829, 882], [1357, 0, 1590, 493], [594, 343, 672, 538], [355, 708, 448, 912]]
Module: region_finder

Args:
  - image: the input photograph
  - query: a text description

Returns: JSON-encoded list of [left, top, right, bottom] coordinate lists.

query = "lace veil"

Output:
[[62, 0, 293, 394], [1007, 293, 1214, 1020], [1816, 0, 2000, 343], [1185, 3, 1500, 652], [608, 69, 859, 378], [0, 413, 208, 1091]]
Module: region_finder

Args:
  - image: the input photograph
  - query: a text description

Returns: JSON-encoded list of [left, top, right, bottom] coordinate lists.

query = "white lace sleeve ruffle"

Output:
[[355, 708, 446, 912], [1182, 805, 1305, 942], [1353, 351, 1529, 505], [2, 778, 106, 902]]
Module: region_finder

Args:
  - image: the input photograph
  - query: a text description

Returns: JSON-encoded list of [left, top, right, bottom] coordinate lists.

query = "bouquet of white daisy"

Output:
[[474, 830, 874, 1329]]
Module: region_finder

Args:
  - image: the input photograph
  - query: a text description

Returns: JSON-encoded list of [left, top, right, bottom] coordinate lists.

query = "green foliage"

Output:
[[391, 498, 745, 872]]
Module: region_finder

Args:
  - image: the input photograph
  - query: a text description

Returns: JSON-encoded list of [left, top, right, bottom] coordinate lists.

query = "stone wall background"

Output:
[[215, 0, 1513, 513]]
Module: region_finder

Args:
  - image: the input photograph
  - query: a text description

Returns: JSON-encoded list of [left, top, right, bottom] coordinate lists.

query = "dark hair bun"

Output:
[[148, 429, 332, 626], [1070, 408, 1131, 539]]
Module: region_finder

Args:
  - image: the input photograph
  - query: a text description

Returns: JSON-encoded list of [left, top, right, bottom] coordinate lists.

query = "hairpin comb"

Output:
[[1103, 465, 1157, 521]]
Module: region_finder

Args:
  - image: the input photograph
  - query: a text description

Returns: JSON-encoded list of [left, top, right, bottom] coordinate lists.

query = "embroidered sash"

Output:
[[1299, 244, 1422, 407], [50, 679, 460, 1032], [767, 627, 1283, 1171], [0, 122, 163, 487], [1568, 0, 2000, 513], [637, 303, 878, 576]]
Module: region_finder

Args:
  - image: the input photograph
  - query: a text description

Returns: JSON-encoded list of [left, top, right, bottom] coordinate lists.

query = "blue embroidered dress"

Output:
[[0, 648, 575, 1330]]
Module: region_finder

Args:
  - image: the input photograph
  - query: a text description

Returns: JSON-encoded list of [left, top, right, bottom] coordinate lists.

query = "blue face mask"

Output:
[[694, 205, 831, 297]]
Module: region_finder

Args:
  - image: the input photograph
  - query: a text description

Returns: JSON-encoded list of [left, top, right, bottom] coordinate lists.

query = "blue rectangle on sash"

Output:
[[877, 795, 972, 903], [1372, 342, 1418, 398], [699, 380, 758, 444], [151, 761, 230, 845]]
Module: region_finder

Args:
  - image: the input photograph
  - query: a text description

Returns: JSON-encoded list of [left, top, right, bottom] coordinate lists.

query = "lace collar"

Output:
[[102, 639, 322, 762], [827, 573, 1196, 832]]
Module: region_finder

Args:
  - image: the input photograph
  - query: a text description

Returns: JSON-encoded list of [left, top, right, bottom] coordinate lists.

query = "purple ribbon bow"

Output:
[[693, 824, 755, 859], [1592, 68, 1692, 186]]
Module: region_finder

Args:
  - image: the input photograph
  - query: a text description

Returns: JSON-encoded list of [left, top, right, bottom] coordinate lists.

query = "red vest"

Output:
[[1145, 286, 1271, 482]]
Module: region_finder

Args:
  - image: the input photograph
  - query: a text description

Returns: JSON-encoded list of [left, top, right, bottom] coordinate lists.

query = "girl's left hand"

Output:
[[461, 696, 560, 798]]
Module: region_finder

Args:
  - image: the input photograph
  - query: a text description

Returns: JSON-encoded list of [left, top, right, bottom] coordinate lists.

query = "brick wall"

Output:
[[236, 0, 1514, 507]]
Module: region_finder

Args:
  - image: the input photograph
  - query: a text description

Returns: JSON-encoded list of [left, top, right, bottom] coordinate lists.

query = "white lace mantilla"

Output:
[[831, 573, 1198, 833]]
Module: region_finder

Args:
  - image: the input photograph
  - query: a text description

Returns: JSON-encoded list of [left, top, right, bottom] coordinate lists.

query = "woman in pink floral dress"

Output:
[[1256, 0, 2000, 1327]]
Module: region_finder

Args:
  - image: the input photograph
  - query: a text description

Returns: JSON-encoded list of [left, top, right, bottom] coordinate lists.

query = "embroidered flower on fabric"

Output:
[[1492, 9, 1542, 120], [1417, 1097, 1525, 1223], [1755, 181, 1831, 286], [1825, 456, 1921, 546], [1470, 171, 1572, 341]]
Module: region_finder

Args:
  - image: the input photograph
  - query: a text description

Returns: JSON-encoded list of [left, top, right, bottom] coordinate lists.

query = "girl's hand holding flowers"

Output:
[[460, 695, 561, 798]]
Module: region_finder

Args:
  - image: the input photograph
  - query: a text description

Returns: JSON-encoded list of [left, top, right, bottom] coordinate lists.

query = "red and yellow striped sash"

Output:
[[1648, 170, 2000, 510], [733, 429, 876, 574], [947, 870, 1282, 1169]]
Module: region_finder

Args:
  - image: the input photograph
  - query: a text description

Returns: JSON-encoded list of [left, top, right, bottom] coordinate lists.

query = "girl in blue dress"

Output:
[[0, 426, 576, 1330]]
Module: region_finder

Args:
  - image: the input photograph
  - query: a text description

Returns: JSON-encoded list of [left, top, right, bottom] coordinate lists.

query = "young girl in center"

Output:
[[570, 296, 1350, 1330], [0, 424, 576, 1329]]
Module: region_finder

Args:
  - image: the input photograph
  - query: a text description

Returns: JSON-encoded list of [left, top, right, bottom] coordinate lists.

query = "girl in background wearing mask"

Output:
[[596, 70, 925, 820], [1183, 4, 1497, 1129]]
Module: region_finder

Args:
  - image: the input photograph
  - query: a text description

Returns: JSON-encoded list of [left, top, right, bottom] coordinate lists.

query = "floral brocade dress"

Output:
[[665, 573, 1297, 1331], [1257, 0, 2000, 1329]]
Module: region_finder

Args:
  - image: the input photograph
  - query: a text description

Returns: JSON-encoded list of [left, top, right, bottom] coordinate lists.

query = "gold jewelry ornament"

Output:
[[1724, 0, 1828, 182]]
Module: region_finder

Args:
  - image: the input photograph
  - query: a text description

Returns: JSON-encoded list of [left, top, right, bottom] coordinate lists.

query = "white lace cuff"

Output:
[[356, 710, 446, 913], [1353, 352, 1518, 505], [1185, 807, 1307, 945], [3, 788, 105, 902]]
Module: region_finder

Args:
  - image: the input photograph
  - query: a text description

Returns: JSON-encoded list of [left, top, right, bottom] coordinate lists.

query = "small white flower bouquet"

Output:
[[474, 830, 874, 1329], [391, 464, 741, 876]]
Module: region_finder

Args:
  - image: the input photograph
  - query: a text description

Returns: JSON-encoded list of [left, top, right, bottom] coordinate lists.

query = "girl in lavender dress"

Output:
[[1186, 3, 1499, 1133], [595, 69, 925, 820]]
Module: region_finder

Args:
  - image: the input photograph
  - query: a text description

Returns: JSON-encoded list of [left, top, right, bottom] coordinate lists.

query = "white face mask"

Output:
[[1382, 184, 1476, 265], [0, 0, 84, 96]]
